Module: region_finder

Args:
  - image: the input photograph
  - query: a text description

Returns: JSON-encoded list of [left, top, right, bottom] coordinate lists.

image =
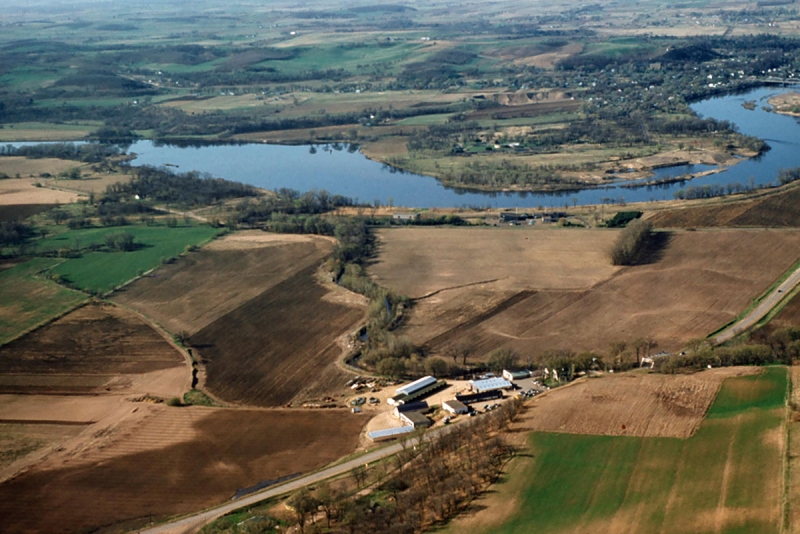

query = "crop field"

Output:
[[371, 227, 621, 297], [369, 227, 621, 346], [0, 177, 81, 205], [648, 185, 800, 228], [0, 302, 184, 387], [0, 258, 87, 345], [465, 367, 787, 534], [390, 228, 800, 355], [0, 406, 366, 534], [37, 224, 221, 293], [192, 262, 364, 406], [112, 232, 335, 335], [515, 367, 759, 438]]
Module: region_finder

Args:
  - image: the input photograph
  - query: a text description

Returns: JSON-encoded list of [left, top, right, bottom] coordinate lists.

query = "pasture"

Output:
[[0, 406, 366, 533], [373, 227, 800, 356], [0, 258, 87, 345], [465, 367, 787, 534], [40, 223, 221, 293]]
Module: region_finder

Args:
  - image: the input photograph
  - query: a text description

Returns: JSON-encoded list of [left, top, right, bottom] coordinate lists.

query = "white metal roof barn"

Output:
[[468, 377, 512, 394]]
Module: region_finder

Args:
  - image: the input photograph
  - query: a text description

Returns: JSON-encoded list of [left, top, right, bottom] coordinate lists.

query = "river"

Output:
[[124, 86, 798, 208]]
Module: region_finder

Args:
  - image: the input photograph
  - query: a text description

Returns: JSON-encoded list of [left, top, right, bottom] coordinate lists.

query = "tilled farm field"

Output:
[[0, 407, 365, 534], [192, 263, 364, 406], [516, 367, 758, 438], [375, 228, 800, 356], [111, 232, 335, 335], [648, 185, 800, 228], [0, 301, 184, 388], [114, 231, 366, 407]]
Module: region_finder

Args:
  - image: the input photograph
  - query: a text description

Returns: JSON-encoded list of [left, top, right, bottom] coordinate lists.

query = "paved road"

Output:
[[137, 430, 440, 534], [713, 263, 800, 344]]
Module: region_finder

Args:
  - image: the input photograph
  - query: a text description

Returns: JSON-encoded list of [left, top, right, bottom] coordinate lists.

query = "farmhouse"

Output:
[[503, 369, 532, 381], [468, 377, 513, 394], [442, 399, 469, 415], [393, 213, 420, 221]]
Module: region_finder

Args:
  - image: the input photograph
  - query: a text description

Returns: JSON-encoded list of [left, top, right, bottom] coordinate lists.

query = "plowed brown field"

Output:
[[517, 367, 758, 438], [192, 263, 364, 406], [375, 228, 800, 357], [0, 406, 365, 534], [112, 232, 334, 335], [370, 227, 620, 347], [0, 302, 184, 390], [648, 184, 800, 228]]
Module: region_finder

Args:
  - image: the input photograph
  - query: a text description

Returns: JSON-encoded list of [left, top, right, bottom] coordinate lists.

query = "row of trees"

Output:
[[608, 218, 655, 265]]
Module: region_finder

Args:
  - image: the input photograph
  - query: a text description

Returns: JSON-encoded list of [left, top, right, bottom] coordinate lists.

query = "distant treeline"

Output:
[[105, 165, 260, 207], [0, 143, 123, 163]]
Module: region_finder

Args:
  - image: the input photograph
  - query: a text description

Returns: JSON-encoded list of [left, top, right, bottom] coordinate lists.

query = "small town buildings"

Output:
[[442, 399, 469, 415], [468, 377, 513, 394]]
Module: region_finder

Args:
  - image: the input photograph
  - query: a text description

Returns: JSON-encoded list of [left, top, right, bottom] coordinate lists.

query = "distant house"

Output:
[[442, 399, 469, 415], [393, 213, 420, 221], [499, 212, 527, 223]]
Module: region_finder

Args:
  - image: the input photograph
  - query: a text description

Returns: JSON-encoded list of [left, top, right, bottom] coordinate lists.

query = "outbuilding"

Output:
[[468, 377, 513, 394], [502, 369, 532, 381], [396, 376, 437, 397], [367, 426, 415, 442], [393, 401, 429, 418], [442, 399, 469, 415], [400, 411, 432, 428]]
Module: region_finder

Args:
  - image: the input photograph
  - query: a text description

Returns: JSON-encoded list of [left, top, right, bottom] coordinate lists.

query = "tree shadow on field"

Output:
[[635, 230, 672, 266]]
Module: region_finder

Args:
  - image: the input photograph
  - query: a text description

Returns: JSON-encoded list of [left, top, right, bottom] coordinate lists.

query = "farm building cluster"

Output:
[[366, 370, 537, 442], [498, 211, 568, 225]]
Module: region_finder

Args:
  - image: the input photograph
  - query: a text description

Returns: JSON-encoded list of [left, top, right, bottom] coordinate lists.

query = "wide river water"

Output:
[[129, 86, 800, 208]]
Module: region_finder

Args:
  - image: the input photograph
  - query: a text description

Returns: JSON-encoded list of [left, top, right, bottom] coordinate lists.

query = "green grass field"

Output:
[[40, 224, 221, 293], [0, 258, 88, 345], [491, 367, 787, 534]]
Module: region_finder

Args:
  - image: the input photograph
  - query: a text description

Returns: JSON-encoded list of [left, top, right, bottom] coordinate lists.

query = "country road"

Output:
[[713, 262, 800, 344], [137, 430, 439, 534]]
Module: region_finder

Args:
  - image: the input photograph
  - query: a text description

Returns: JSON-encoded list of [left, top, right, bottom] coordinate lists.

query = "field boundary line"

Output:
[[411, 277, 506, 301]]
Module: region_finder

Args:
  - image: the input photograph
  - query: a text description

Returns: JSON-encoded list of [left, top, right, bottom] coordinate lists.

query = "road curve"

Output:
[[713, 262, 800, 344], [136, 430, 443, 534]]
